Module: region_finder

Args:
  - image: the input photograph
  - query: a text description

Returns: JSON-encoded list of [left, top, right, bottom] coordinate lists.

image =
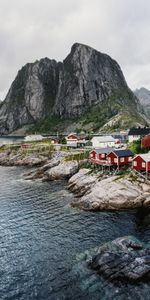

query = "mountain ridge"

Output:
[[134, 87, 150, 118], [0, 43, 148, 134]]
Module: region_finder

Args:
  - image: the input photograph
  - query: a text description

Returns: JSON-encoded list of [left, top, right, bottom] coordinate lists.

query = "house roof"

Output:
[[134, 153, 150, 162], [92, 136, 115, 142], [67, 133, 77, 137], [110, 149, 134, 157], [128, 127, 150, 136], [92, 147, 114, 154]]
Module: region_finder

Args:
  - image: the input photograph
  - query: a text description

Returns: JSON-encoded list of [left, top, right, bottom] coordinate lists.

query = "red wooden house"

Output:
[[107, 149, 134, 166], [66, 133, 78, 142], [89, 148, 114, 164], [132, 153, 150, 172]]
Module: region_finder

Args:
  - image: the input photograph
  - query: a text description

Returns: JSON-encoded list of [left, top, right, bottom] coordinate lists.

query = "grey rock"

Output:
[[135, 87, 150, 107], [0, 43, 145, 134], [134, 87, 150, 118], [89, 236, 150, 282], [46, 161, 79, 180]]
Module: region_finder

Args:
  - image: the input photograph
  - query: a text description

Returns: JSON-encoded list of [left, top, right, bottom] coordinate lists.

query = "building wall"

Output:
[[128, 135, 140, 143], [132, 156, 150, 171], [90, 151, 107, 160], [92, 140, 115, 148], [89, 150, 96, 159], [107, 152, 133, 165], [133, 156, 146, 171], [107, 152, 118, 165]]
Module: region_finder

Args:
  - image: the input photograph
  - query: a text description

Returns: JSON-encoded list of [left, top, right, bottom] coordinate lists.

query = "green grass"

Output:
[[128, 140, 148, 154], [64, 151, 89, 161], [25, 88, 147, 134]]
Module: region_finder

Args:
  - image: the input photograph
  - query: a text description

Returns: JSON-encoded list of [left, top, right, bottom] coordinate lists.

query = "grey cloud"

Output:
[[0, 0, 150, 100]]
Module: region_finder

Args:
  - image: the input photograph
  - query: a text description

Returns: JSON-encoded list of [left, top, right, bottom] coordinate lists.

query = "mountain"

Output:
[[134, 87, 150, 117], [0, 43, 148, 134]]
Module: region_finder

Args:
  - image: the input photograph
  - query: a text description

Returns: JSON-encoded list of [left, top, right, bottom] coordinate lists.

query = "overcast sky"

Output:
[[0, 0, 150, 100]]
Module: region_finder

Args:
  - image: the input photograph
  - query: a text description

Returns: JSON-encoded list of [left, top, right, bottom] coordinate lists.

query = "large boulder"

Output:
[[46, 161, 79, 180], [89, 236, 150, 282]]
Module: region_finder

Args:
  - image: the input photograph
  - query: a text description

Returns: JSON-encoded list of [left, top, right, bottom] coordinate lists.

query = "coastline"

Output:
[[1, 144, 150, 211]]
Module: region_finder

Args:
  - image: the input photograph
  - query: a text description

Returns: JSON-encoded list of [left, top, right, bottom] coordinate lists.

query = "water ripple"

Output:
[[0, 166, 150, 299]]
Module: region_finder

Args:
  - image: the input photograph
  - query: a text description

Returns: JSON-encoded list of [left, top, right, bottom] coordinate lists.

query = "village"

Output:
[[1, 126, 150, 181], [21, 126, 150, 179]]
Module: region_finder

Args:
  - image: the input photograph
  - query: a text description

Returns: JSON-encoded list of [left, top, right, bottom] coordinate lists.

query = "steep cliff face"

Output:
[[0, 43, 147, 134], [54, 43, 131, 117], [0, 58, 60, 134], [134, 87, 150, 117]]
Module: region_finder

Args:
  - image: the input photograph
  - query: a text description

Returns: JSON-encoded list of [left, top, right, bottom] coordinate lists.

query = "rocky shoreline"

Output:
[[0, 149, 150, 211], [86, 236, 150, 282], [68, 169, 150, 210]]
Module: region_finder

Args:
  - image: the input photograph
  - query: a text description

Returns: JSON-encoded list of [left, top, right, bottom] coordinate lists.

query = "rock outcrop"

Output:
[[0, 43, 146, 134], [89, 236, 150, 282], [45, 161, 79, 180], [135, 87, 150, 117], [69, 169, 150, 210], [0, 58, 60, 134], [0, 151, 47, 167]]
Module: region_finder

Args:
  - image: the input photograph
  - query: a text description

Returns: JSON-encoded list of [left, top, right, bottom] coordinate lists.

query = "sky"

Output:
[[0, 0, 150, 100]]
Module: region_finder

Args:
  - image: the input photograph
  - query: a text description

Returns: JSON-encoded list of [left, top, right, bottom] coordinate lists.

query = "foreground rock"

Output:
[[0, 151, 47, 167], [69, 169, 150, 210], [45, 161, 79, 180], [68, 168, 98, 197], [89, 236, 150, 282], [24, 158, 61, 180]]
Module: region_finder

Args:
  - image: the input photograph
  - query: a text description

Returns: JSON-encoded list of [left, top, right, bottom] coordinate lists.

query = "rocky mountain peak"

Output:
[[0, 43, 148, 134]]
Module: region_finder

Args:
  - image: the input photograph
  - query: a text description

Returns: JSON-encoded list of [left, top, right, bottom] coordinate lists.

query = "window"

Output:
[[142, 162, 146, 168], [96, 154, 99, 160], [128, 157, 132, 162], [101, 154, 105, 158], [133, 161, 137, 166], [114, 158, 118, 163], [90, 153, 93, 158], [120, 157, 124, 162]]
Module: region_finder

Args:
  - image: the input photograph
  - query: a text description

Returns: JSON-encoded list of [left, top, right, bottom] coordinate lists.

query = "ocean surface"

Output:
[[0, 166, 150, 300], [0, 136, 24, 145]]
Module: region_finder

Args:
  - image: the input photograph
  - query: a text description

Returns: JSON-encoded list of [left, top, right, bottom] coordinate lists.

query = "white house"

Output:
[[24, 135, 44, 142], [91, 135, 116, 148], [128, 128, 150, 143]]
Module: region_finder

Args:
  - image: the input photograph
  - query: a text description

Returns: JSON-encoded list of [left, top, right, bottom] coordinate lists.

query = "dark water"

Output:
[[0, 166, 150, 300], [0, 136, 24, 145]]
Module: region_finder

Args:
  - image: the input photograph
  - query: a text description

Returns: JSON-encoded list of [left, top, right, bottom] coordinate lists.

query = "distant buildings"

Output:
[[65, 133, 87, 148], [24, 135, 44, 142], [91, 136, 116, 148], [128, 127, 150, 143]]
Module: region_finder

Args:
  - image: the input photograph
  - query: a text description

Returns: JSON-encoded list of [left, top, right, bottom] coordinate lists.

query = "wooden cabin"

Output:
[[107, 149, 134, 166], [89, 148, 114, 164], [132, 153, 150, 172], [66, 133, 78, 142]]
